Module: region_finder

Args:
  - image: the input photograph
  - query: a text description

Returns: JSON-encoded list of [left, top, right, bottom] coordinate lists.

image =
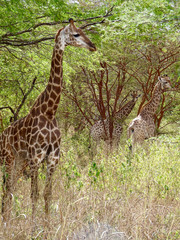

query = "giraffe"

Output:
[[128, 75, 171, 148], [0, 19, 96, 224], [90, 91, 140, 146]]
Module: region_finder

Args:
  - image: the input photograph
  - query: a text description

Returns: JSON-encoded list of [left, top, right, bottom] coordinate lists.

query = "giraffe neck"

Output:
[[30, 43, 64, 120], [140, 82, 162, 116], [115, 100, 136, 121]]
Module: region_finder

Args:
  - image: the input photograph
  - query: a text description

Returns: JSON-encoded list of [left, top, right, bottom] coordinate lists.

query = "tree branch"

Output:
[[0, 106, 15, 115], [0, 36, 54, 47], [0, 8, 113, 47], [14, 76, 37, 121], [0, 76, 37, 122]]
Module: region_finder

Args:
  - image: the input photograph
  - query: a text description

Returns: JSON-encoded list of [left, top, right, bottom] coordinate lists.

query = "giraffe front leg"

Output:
[[43, 154, 59, 223]]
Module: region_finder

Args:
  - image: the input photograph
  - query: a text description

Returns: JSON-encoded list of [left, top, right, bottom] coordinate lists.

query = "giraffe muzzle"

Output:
[[89, 43, 96, 52]]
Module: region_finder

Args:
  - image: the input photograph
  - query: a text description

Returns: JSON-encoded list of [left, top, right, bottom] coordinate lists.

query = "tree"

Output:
[[63, 61, 132, 131], [0, 0, 179, 133]]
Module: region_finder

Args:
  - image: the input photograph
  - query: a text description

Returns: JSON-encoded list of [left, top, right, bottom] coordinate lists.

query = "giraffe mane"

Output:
[[139, 101, 149, 114], [139, 81, 161, 114], [55, 28, 64, 43]]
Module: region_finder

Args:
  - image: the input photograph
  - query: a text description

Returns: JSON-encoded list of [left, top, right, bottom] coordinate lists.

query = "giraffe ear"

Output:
[[158, 76, 162, 82]]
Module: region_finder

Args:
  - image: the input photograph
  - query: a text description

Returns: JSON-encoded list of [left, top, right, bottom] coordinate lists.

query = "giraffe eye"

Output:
[[73, 34, 80, 37]]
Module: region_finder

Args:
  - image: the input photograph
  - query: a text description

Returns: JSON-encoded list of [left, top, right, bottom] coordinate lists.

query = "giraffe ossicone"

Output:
[[128, 75, 171, 148], [0, 19, 96, 224]]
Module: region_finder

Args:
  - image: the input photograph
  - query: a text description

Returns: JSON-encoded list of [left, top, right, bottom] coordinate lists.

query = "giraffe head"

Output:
[[158, 75, 171, 91], [130, 91, 141, 102], [55, 18, 96, 51]]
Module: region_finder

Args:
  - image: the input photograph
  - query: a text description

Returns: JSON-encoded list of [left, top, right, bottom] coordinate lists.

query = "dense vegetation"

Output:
[[0, 0, 179, 239]]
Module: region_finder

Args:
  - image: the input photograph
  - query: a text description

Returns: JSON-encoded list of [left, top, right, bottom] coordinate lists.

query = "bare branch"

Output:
[[14, 76, 37, 121], [0, 106, 15, 115], [0, 76, 37, 122], [0, 36, 54, 47], [80, 19, 105, 29]]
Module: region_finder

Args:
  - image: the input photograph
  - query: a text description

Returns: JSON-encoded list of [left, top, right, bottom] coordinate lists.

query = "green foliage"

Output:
[[88, 161, 104, 184], [105, 136, 179, 199], [99, 0, 179, 61], [60, 146, 82, 189], [13, 195, 21, 217], [0, 0, 109, 37], [0, 45, 51, 126], [0, 0, 179, 130], [60, 133, 180, 201], [0, 0, 71, 34]]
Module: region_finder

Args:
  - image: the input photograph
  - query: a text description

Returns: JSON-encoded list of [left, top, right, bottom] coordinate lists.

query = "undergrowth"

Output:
[[0, 133, 179, 239]]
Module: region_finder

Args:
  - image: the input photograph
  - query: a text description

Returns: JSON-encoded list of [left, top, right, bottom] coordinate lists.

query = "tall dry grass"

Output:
[[0, 134, 179, 239]]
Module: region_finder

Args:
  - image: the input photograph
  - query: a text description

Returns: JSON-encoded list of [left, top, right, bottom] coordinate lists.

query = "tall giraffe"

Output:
[[91, 91, 140, 145], [128, 75, 171, 148], [0, 19, 96, 223]]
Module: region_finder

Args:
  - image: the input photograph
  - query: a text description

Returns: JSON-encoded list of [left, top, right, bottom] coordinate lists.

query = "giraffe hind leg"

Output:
[[2, 174, 12, 223], [1, 157, 14, 224], [30, 164, 40, 224]]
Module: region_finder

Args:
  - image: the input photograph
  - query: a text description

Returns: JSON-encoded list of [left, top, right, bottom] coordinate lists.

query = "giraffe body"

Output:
[[0, 114, 61, 221], [91, 92, 140, 145], [91, 118, 123, 143], [128, 75, 171, 147], [0, 19, 96, 223]]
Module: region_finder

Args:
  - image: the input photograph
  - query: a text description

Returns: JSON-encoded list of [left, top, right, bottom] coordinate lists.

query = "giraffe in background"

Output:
[[0, 19, 96, 223], [91, 91, 140, 146], [128, 75, 171, 148]]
